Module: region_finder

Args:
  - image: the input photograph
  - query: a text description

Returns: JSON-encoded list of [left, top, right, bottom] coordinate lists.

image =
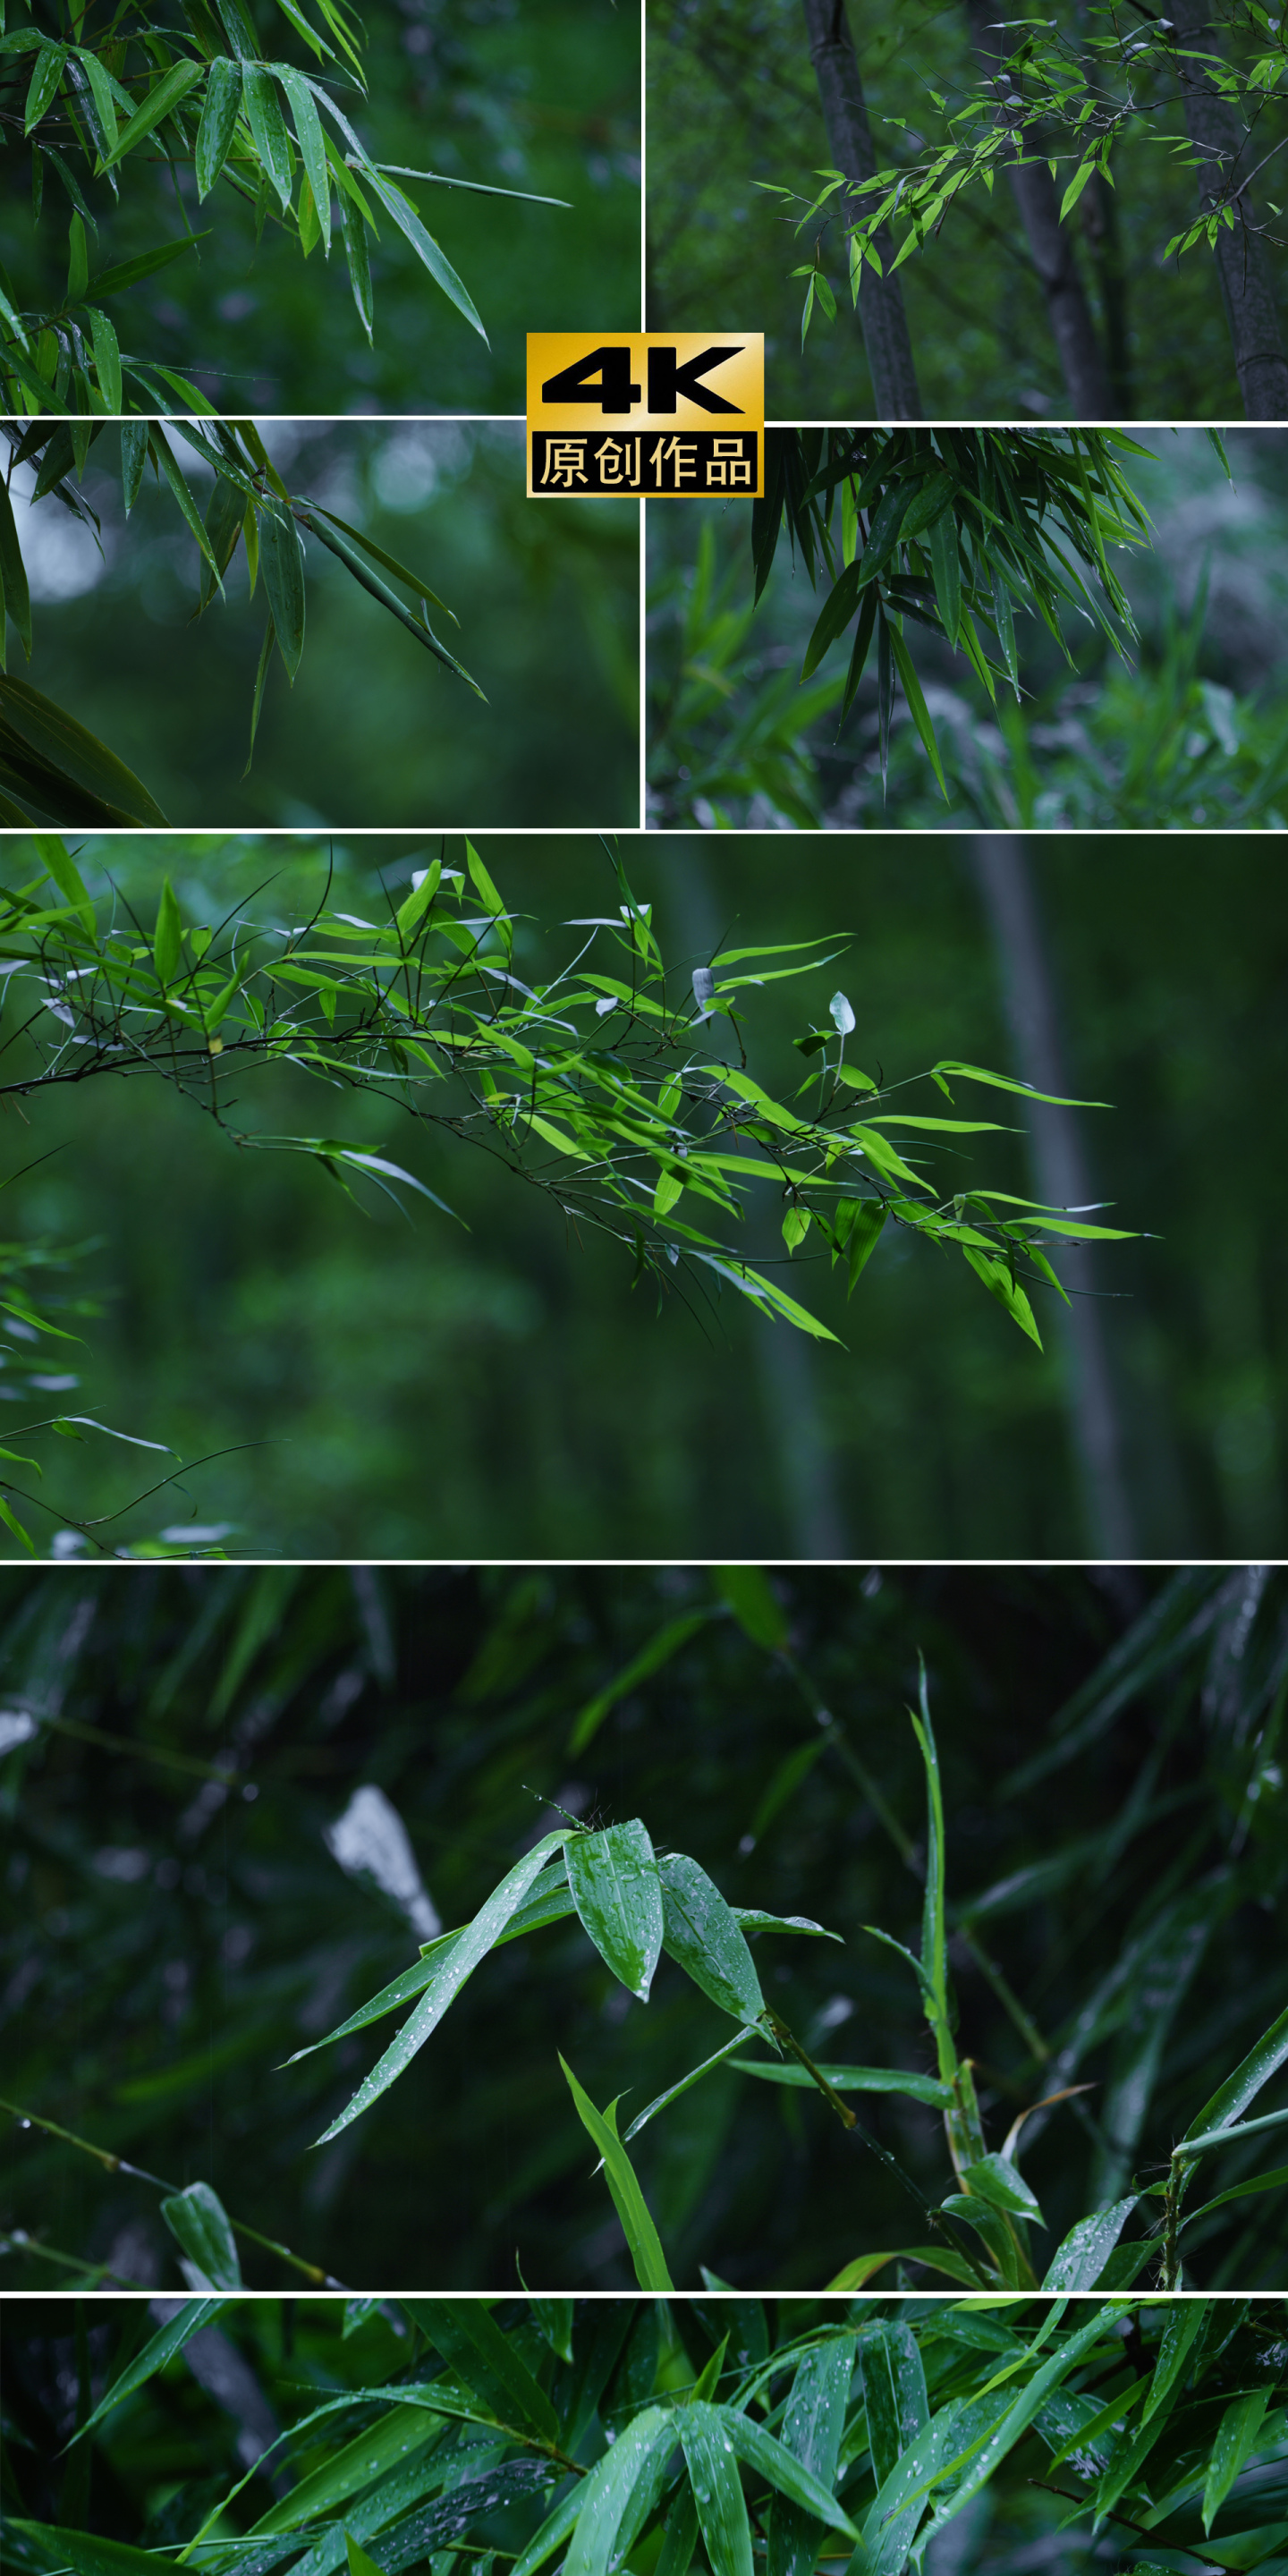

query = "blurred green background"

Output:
[[0, 825, 1281, 1560], [13, 420, 639, 826], [2, 1562, 1285, 2290], [648, 428, 1288, 830], [646, 0, 1275, 419], [3, 0, 640, 412]]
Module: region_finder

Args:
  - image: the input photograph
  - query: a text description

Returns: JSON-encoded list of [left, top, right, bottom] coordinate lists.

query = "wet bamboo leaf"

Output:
[[258, 501, 306, 681], [559, 2056, 674, 2290], [1041, 2196, 1137, 2289], [860, 2322, 929, 2488], [312, 1826, 573, 2141], [1140, 2301, 1208, 2424], [768, 2338, 856, 2576], [1203, 2391, 1272, 2533], [564, 2406, 673, 2576], [402, 2300, 557, 2441], [32, 832, 94, 933], [566, 1818, 665, 2001], [679, 2403, 754, 2576], [68, 2298, 224, 2441], [159, 2177, 242, 2287], [657, 1850, 766, 2027], [195, 56, 243, 198], [153, 877, 183, 985], [97, 59, 204, 169], [721, 2408, 860, 2537], [244, 64, 294, 210], [728, 2058, 950, 2105]]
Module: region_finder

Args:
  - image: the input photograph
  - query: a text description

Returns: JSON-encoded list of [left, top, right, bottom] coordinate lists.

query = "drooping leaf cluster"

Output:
[[6, 2292, 1288, 2576], [0, 418, 482, 822], [1, 0, 566, 413], [0, 831, 1138, 1352], [746, 428, 1221, 803], [2, 1562, 1286, 2285]]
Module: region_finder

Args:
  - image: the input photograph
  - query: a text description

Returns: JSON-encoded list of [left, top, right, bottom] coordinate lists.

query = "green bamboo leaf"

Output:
[[258, 500, 306, 681], [887, 623, 947, 799], [768, 2338, 856, 2576], [824, 2246, 984, 2291], [657, 1848, 766, 2027], [958, 2152, 1042, 2223], [195, 56, 243, 199], [402, 2299, 557, 2441], [68, 2298, 224, 2442], [365, 169, 487, 341], [394, 859, 441, 943], [308, 505, 456, 623], [920, 2304, 1133, 2550], [564, 2406, 674, 2576], [244, 613, 275, 775], [32, 832, 94, 932], [1180, 1999, 1288, 2151], [623, 2029, 758, 2142], [569, 1608, 713, 1751], [566, 1818, 665, 2001], [511, 2481, 588, 2576], [931, 1059, 1107, 1108], [275, 65, 331, 251], [1140, 2301, 1208, 2424], [1041, 2195, 1137, 2290], [1059, 157, 1097, 221], [860, 2322, 928, 2490], [297, 511, 483, 696], [311, 1826, 573, 2142], [74, 47, 119, 156], [1203, 2393, 1271, 2535], [153, 876, 183, 985], [531, 2299, 574, 2365], [97, 58, 204, 170], [558, 2055, 674, 2290], [283, 1858, 576, 2067], [159, 2178, 242, 2288], [9, 2529, 168, 2576], [714, 1563, 788, 1647], [23, 41, 66, 133], [243, 63, 294, 209], [248, 2400, 442, 2534], [1180, 2160, 1288, 2233], [89, 234, 207, 302], [0, 1493, 34, 1552], [148, 425, 221, 578], [0, 673, 167, 826], [345, 2539, 382, 2576], [729, 2059, 950, 2106], [961, 1245, 1043, 1348], [928, 505, 961, 647], [680, 2403, 754, 2576], [85, 307, 122, 413], [722, 2408, 859, 2538], [337, 188, 374, 341]]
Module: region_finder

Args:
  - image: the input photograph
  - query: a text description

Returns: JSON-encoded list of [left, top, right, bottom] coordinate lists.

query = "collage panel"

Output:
[[2, 0, 640, 414], [0, 424, 639, 831], [0, 832, 1276, 1559], [646, 0, 1288, 424], [647, 427, 1288, 835], [2, 1563, 1285, 2292], [5, 2293, 1288, 2576]]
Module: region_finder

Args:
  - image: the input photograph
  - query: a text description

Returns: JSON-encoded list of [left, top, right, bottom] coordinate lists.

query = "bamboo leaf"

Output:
[[159, 2178, 242, 2288], [312, 1828, 573, 2141], [558, 2055, 674, 2290], [566, 1817, 665, 2001], [657, 1848, 767, 2026]]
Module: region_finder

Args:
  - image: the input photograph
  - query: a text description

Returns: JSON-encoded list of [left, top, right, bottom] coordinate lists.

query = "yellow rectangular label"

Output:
[[527, 333, 765, 497]]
